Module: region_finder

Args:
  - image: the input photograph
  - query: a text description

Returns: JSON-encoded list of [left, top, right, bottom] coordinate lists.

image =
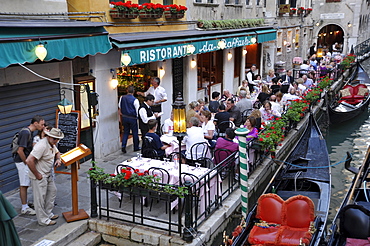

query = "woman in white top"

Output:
[[259, 101, 281, 123], [200, 110, 216, 148], [266, 69, 276, 84]]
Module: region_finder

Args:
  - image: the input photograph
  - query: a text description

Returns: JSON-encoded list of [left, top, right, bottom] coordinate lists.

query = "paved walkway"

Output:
[[4, 140, 137, 246]]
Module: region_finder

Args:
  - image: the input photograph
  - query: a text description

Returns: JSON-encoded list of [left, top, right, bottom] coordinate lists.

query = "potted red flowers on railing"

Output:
[[164, 4, 188, 19], [110, 1, 139, 19], [297, 6, 305, 14], [306, 7, 312, 14], [289, 8, 297, 16], [139, 3, 165, 19]]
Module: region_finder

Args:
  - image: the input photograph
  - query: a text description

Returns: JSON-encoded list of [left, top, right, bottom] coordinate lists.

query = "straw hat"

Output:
[[45, 128, 64, 139]]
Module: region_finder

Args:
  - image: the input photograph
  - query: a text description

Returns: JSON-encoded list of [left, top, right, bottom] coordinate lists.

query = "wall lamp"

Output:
[[110, 69, 118, 90], [243, 48, 247, 55], [190, 58, 197, 68], [347, 22, 352, 27], [35, 42, 48, 61], [227, 51, 233, 60], [315, 20, 323, 27], [159, 66, 165, 78], [250, 37, 257, 44], [58, 90, 73, 114]]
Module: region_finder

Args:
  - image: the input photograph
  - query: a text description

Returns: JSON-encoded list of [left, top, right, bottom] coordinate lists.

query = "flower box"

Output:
[[110, 9, 123, 19], [164, 10, 184, 19], [124, 11, 139, 19], [139, 10, 163, 19]]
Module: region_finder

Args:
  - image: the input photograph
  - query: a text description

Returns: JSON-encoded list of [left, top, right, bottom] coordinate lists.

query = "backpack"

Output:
[[10, 128, 31, 155]]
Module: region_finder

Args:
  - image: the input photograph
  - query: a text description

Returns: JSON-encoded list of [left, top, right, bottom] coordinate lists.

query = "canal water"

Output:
[[326, 59, 370, 222]]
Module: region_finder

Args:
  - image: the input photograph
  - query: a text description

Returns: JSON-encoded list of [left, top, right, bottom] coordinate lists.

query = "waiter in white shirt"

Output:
[[138, 77, 167, 135]]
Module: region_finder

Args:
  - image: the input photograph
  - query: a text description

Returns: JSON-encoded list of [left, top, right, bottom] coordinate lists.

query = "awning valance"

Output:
[[114, 31, 256, 66], [256, 29, 276, 43], [0, 26, 112, 68]]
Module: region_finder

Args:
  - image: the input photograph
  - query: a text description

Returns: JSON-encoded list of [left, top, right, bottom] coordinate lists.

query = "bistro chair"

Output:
[[147, 167, 171, 213], [180, 172, 201, 216], [216, 121, 235, 138], [115, 164, 135, 208], [213, 148, 233, 180], [241, 109, 253, 124], [142, 136, 161, 160], [195, 157, 214, 169], [188, 142, 210, 165]]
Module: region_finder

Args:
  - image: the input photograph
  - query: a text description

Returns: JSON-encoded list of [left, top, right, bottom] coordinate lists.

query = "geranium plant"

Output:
[[256, 75, 334, 152], [87, 166, 188, 198], [340, 54, 356, 70], [290, 8, 297, 13], [165, 4, 188, 13], [141, 3, 165, 13]]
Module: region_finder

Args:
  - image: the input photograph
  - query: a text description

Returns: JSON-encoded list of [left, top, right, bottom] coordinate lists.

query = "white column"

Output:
[[183, 55, 198, 105], [223, 49, 234, 94], [90, 50, 121, 158], [159, 60, 173, 125]]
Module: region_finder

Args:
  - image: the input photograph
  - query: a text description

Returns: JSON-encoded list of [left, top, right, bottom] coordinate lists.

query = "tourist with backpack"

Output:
[[12, 115, 45, 215]]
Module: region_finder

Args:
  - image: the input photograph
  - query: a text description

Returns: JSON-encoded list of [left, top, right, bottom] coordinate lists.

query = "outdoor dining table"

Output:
[[119, 157, 221, 216]]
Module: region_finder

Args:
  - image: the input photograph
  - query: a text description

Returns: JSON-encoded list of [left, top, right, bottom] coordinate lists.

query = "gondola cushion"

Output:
[[340, 84, 368, 105], [248, 194, 315, 246]]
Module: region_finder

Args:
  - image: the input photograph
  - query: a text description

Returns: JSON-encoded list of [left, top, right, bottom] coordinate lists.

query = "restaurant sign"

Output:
[[121, 34, 256, 66]]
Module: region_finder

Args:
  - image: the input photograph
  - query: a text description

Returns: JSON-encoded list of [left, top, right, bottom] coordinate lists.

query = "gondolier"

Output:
[[138, 77, 167, 135]]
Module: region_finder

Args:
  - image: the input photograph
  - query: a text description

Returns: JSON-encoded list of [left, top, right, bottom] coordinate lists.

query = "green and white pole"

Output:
[[235, 127, 249, 217]]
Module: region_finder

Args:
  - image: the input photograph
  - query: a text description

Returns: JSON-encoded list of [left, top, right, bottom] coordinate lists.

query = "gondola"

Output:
[[328, 63, 370, 124], [224, 115, 331, 246], [326, 146, 370, 246]]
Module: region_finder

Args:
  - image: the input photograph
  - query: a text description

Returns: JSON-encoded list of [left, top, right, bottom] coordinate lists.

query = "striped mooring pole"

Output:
[[235, 127, 249, 217]]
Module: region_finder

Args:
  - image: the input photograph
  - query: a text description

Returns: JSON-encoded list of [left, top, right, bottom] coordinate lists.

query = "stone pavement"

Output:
[[4, 140, 137, 246]]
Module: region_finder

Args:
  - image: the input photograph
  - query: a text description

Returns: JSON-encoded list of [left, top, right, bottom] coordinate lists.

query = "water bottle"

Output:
[[173, 155, 179, 169]]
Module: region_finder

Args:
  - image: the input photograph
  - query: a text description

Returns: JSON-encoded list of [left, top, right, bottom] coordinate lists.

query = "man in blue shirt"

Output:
[[118, 86, 140, 153], [144, 119, 169, 158]]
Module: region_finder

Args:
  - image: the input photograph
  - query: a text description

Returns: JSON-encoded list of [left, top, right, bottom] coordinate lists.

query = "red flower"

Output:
[[271, 126, 275, 129], [135, 169, 140, 173], [259, 138, 263, 141], [110, 174, 116, 177], [138, 172, 144, 176]]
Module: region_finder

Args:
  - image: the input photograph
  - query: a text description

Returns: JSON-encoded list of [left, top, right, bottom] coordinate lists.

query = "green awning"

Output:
[[114, 31, 256, 65], [0, 27, 112, 68], [256, 29, 276, 43]]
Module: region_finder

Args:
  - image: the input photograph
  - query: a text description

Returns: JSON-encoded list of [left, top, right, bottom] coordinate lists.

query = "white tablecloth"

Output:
[[119, 158, 221, 215]]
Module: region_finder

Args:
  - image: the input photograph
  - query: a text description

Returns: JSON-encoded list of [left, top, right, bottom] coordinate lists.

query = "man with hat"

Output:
[[26, 128, 64, 226]]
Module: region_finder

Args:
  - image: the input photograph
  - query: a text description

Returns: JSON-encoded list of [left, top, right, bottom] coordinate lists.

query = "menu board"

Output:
[[56, 110, 80, 154]]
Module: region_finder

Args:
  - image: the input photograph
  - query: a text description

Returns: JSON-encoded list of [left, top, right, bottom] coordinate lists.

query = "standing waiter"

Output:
[[118, 85, 140, 153], [138, 77, 167, 135]]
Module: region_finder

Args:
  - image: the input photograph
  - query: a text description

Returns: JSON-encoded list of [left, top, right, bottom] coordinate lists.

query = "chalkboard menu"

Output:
[[56, 111, 80, 154]]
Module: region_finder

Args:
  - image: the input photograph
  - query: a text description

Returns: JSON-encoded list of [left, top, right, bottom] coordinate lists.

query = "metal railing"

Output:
[[96, 151, 240, 238], [292, 67, 342, 82], [354, 38, 370, 57]]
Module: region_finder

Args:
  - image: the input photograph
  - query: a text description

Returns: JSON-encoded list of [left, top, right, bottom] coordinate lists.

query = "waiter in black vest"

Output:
[[138, 94, 158, 141], [138, 77, 167, 135]]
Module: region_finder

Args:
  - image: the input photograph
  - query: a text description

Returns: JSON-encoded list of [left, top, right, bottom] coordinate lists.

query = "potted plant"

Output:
[[164, 4, 187, 19], [306, 7, 312, 14], [297, 6, 305, 15], [289, 8, 297, 16]]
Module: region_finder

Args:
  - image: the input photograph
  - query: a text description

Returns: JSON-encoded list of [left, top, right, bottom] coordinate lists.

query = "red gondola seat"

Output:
[[339, 84, 368, 105], [248, 194, 315, 246]]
